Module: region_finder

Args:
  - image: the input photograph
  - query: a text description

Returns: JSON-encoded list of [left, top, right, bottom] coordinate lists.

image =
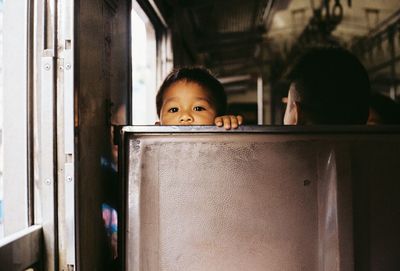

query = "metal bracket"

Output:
[[63, 51, 74, 155], [40, 57, 55, 187], [64, 163, 75, 265]]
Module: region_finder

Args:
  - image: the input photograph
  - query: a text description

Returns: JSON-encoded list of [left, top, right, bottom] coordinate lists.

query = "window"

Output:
[[0, 0, 29, 238], [131, 4, 157, 124], [1, 0, 51, 268]]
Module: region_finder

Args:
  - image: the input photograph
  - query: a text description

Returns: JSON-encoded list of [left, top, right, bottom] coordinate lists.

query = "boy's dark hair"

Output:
[[156, 67, 227, 117], [288, 46, 370, 124], [370, 92, 400, 124]]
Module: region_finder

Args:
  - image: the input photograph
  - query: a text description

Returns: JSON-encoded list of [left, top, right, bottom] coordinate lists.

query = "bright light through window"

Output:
[[1, 0, 29, 239], [131, 7, 157, 124]]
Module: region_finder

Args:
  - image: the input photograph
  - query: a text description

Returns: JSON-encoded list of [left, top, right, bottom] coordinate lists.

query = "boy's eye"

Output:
[[168, 107, 178, 113], [193, 106, 205, 111]]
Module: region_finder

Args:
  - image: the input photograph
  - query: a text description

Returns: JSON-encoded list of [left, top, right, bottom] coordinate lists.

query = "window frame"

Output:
[[131, 3, 158, 124], [0, 0, 43, 268], [0, 0, 58, 269], [130, 0, 173, 125]]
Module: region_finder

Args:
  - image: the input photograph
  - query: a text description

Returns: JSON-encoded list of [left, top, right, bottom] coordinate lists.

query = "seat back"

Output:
[[122, 126, 400, 271]]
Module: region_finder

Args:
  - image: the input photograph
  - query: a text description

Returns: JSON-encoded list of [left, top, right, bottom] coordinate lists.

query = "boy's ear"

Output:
[[284, 100, 300, 125], [293, 101, 303, 125], [155, 121, 160, 125]]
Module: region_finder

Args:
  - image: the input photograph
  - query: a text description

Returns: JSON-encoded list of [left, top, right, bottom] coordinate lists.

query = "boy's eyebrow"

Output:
[[194, 97, 212, 103], [163, 97, 178, 103]]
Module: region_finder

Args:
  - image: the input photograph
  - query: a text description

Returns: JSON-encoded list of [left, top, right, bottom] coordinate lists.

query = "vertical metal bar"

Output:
[[127, 0, 133, 125], [126, 138, 142, 271], [257, 75, 264, 125], [64, 50, 74, 155], [388, 27, 397, 100], [62, 1, 74, 155], [43, 0, 55, 53], [33, 0, 57, 270], [27, 0, 36, 227], [148, 0, 168, 28], [58, 0, 76, 269], [39, 56, 56, 271], [64, 163, 75, 266], [41, 15, 56, 185], [40, 0, 58, 264]]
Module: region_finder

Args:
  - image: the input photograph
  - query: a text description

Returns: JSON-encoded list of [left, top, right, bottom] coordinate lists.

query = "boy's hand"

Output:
[[215, 115, 243, 130]]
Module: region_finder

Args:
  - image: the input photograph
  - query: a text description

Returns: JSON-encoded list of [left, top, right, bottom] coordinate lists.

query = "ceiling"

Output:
[[155, 0, 400, 92], [156, 0, 273, 79]]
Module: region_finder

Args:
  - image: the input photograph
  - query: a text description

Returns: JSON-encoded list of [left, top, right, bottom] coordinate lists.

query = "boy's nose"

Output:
[[180, 113, 193, 123]]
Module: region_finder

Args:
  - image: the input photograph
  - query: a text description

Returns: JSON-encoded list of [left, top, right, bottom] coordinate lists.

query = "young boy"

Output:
[[156, 67, 243, 129]]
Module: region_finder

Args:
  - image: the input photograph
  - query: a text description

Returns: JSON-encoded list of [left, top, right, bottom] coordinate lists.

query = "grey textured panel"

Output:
[[124, 127, 400, 271]]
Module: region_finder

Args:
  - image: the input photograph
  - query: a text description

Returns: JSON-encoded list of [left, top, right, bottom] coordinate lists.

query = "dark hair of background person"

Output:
[[156, 67, 227, 117], [288, 46, 371, 124], [368, 92, 400, 124]]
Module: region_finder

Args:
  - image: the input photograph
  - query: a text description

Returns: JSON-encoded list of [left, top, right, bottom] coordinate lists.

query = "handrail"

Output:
[[121, 125, 400, 134]]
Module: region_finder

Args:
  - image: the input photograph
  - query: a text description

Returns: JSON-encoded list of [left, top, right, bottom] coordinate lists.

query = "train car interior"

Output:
[[0, 0, 400, 270]]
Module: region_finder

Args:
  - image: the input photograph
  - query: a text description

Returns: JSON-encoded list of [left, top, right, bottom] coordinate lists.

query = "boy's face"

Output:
[[159, 81, 217, 125]]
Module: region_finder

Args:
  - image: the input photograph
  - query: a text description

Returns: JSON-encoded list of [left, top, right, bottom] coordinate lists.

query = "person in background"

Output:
[[102, 104, 126, 266], [156, 67, 243, 129], [284, 46, 370, 125]]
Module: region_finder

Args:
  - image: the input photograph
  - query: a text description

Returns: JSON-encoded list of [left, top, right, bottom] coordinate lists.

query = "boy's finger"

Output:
[[230, 116, 238, 129], [222, 116, 231, 129], [237, 115, 243, 125], [215, 117, 223, 126]]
